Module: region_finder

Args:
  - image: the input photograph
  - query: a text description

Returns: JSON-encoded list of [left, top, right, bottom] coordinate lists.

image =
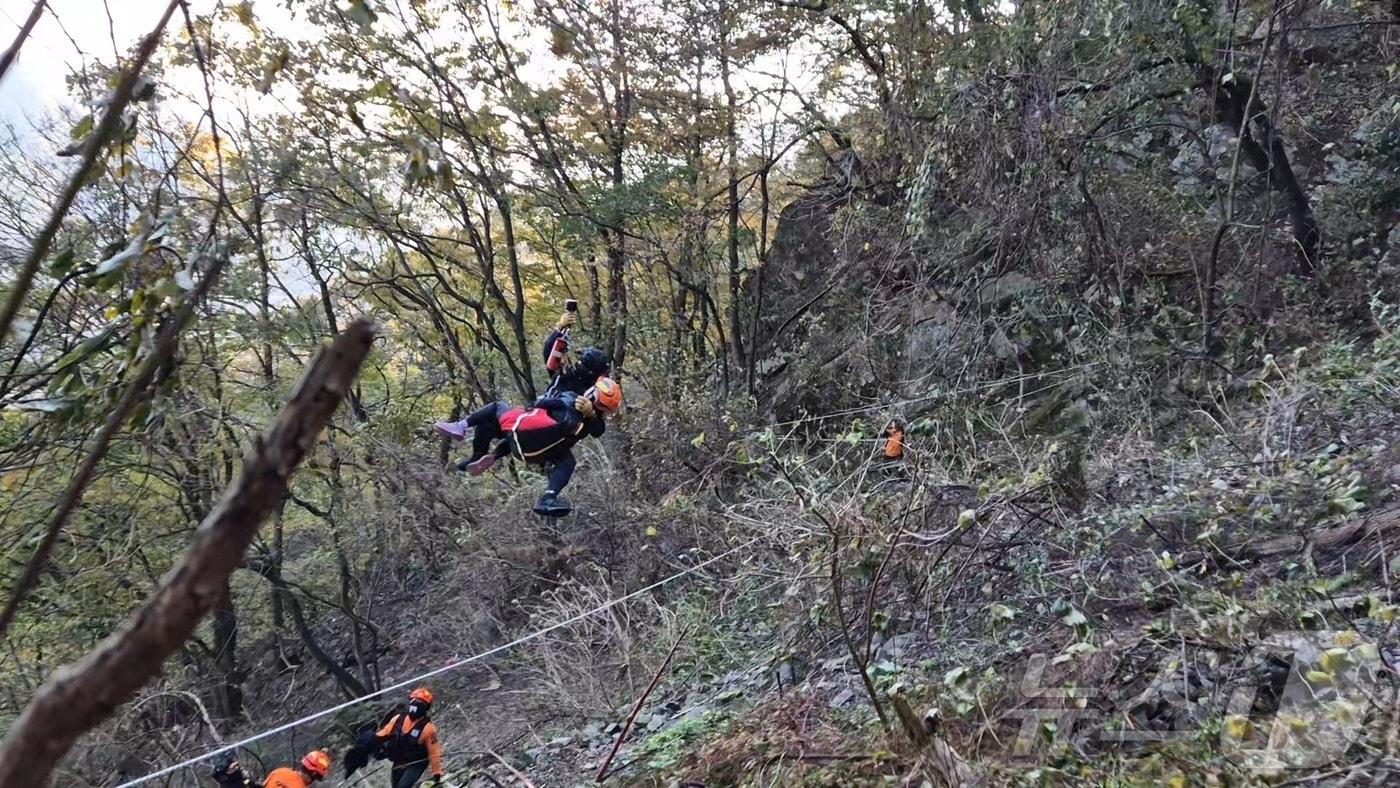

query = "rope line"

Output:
[[118, 363, 1102, 786], [115, 537, 761, 788]]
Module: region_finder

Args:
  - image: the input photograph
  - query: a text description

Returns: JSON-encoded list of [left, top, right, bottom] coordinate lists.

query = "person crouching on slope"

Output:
[[263, 751, 331, 788], [444, 378, 621, 517], [372, 688, 444, 788]]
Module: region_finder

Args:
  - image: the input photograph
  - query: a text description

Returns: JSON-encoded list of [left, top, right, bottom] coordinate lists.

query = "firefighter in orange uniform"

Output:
[[263, 751, 330, 788], [372, 687, 445, 787], [882, 419, 906, 461]]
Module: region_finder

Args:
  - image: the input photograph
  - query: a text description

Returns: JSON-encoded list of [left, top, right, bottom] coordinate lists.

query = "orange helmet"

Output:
[[409, 687, 434, 705], [301, 750, 331, 779], [587, 377, 622, 415]]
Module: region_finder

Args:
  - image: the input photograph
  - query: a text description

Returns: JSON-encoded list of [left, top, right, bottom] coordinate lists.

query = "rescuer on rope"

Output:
[[434, 304, 610, 445], [541, 301, 610, 397], [433, 303, 620, 517], [443, 378, 620, 517]]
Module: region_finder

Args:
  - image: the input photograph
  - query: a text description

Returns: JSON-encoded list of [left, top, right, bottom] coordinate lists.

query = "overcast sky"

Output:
[[0, 1, 187, 127]]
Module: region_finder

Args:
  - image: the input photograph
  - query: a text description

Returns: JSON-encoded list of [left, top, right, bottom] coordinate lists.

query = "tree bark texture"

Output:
[[0, 320, 376, 787], [1209, 73, 1320, 273]]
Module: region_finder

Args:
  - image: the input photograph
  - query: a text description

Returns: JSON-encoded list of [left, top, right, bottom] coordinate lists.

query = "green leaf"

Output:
[[90, 235, 145, 278], [53, 328, 115, 371], [1318, 648, 1351, 675], [347, 0, 378, 32], [1061, 607, 1088, 627], [50, 248, 76, 277], [988, 602, 1016, 621], [234, 0, 256, 27], [549, 22, 576, 56], [1051, 642, 1098, 665], [69, 115, 95, 142], [128, 401, 152, 429], [258, 47, 291, 94]]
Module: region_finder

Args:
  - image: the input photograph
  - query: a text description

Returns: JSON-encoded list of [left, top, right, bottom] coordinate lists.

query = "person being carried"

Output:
[[443, 378, 620, 517], [261, 751, 331, 788], [434, 307, 609, 443]]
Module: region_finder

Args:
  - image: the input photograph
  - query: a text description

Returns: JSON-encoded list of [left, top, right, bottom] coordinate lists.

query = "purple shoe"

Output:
[[464, 454, 497, 476], [433, 420, 469, 441]]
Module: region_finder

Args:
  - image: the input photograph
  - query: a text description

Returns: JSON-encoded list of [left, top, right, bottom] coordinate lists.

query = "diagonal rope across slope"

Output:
[[115, 537, 762, 788]]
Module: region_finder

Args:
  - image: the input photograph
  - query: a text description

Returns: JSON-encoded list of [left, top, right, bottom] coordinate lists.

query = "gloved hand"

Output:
[[556, 311, 577, 330], [573, 395, 595, 418]]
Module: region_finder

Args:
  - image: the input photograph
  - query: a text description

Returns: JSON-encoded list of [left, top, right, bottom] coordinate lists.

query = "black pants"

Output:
[[390, 762, 427, 788], [465, 402, 578, 493], [543, 450, 576, 493], [465, 401, 510, 462]]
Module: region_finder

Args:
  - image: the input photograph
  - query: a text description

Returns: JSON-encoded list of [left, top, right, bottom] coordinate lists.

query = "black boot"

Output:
[[533, 490, 572, 517]]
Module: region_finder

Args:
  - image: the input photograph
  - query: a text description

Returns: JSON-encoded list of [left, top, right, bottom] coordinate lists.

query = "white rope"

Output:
[[115, 538, 760, 787], [116, 363, 1099, 786]]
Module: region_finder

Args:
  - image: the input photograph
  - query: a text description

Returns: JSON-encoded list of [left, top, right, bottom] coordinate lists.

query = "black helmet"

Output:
[[580, 347, 609, 376]]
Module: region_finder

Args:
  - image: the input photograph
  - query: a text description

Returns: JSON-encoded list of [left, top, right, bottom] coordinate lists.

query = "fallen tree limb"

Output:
[[0, 319, 376, 787], [596, 626, 689, 782], [1235, 504, 1400, 560], [0, 0, 46, 83]]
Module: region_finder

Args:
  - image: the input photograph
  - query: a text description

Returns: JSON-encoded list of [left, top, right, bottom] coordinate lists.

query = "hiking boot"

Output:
[[433, 419, 470, 441], [463, 454, 497, 476], [533, 491, 572, 517]]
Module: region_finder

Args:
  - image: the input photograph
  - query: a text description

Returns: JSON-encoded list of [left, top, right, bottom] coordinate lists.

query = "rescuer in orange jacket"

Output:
[[262, 751, 330, 788], [371, 687, 444, 787], [882, 419, 906, 461]]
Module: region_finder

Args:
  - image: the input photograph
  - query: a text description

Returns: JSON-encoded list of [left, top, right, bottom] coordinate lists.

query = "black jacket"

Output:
[[542, 329, 601, 397], [513, 392, 605, 460]]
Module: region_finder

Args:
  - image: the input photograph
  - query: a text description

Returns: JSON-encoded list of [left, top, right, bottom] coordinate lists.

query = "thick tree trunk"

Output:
[[587, 255, 603, 337], [720, 0, 746, 384], [269, 497, 287, 637], [0, 321, 375, 787], [1210, 73, 1320, 273], [606, 228, 628, 371], [605, 0, 631, 372]]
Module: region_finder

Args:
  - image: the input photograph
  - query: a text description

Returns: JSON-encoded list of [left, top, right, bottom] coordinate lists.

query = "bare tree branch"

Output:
[[0, 320, 376, 787], [0, 0, 178, 346], [0, 0, 47, 83]]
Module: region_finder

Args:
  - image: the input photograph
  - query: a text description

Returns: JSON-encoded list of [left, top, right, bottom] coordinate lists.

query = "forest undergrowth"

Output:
[[1, 0, 1399, 786]]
